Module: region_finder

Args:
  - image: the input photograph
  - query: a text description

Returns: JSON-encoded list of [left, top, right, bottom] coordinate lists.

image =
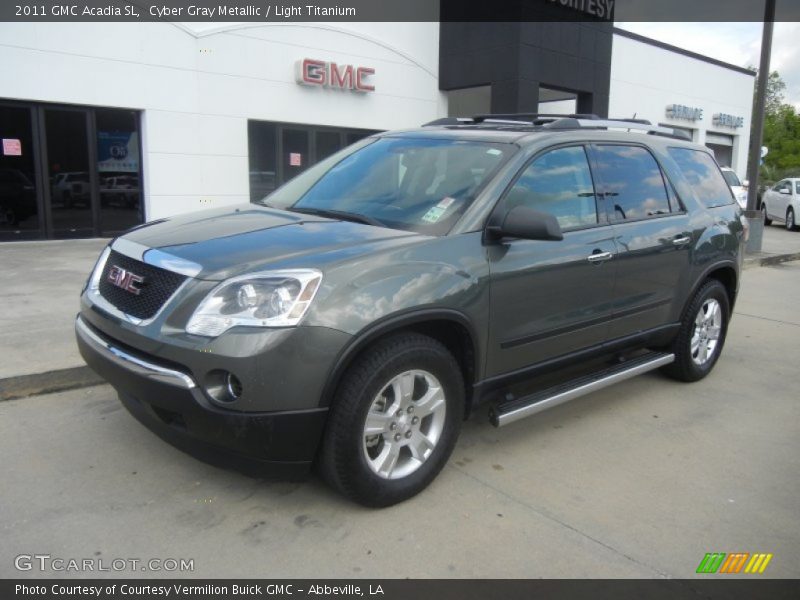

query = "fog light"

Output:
[[204, 370, 243, 403], [225, 373, 243, 400]]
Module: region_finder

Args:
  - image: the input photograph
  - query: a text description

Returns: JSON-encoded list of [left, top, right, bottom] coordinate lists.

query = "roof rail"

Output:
[[545, 118, 692, 141], [421, 114, 692, 141], [421, 113, 601, 127], [471, 113, 601, 123]]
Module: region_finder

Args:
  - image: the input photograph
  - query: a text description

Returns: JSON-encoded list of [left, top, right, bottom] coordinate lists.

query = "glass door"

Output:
[[0, 104, 42, 240], [43, 108, 94, 238], [96, 108, 142, 236]]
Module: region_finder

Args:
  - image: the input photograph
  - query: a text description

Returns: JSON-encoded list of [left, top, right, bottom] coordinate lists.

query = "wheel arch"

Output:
[[686, 262, 738, 317], [319, 309, 480, 417]]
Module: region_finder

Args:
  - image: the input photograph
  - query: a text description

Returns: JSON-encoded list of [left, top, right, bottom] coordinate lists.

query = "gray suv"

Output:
[[76, 114, 746, 506]]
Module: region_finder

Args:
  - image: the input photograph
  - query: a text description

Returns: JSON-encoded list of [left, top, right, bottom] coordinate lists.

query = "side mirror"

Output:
[[487, 205, 564, 242], [742, 179, 749, 189], [780, 188, 791, 195]]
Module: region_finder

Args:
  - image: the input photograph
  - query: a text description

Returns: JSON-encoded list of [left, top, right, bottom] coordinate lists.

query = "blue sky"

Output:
[[617, 22, 800, 110]]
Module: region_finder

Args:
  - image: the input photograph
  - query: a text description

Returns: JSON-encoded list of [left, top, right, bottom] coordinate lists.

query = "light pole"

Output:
[[744, 0, 776, 253]]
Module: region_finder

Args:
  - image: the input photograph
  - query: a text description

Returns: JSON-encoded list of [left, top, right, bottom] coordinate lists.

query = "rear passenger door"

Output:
[[486, 145, 617, 377], [589, 144, 693, 339]]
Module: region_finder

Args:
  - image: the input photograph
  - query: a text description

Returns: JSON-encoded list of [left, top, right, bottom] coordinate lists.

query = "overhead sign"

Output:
[[713, 113, 745, 128], [666, 104, 703, 121], [296, 59, 375, 92], [546, 0, 615, 21]]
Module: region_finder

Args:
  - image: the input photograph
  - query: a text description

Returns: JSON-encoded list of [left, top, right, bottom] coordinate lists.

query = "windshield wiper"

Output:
[[287, 207, 385, 227]]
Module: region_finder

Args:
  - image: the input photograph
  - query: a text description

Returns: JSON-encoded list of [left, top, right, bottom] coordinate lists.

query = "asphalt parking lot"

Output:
[[1, 252, 798, 579]]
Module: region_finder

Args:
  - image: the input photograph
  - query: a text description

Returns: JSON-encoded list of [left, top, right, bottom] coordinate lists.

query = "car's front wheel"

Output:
[[762, 203, 772, 226], [319, 332, 464, 507]]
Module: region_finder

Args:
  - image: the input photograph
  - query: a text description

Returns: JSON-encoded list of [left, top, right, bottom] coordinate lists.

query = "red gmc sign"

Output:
[[296, 59, 375, 93]]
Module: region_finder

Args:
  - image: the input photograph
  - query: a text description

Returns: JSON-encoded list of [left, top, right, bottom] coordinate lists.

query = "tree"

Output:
[[750, 68, 786, 116], [751, 70, 799, 183]]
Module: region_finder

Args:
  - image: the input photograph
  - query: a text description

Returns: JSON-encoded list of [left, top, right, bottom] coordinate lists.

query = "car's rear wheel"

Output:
[[319, 332, 464, 507], [787, 207, 798, 231], [662, 279, 730, 382], [762, 203, 772, 226]]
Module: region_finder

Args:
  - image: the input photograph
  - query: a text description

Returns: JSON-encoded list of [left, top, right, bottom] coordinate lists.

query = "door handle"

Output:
[[673, 235, 692, 246], [587, 251, 614, 263]]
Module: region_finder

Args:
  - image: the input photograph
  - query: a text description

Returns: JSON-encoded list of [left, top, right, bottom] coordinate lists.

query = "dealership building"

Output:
[[0, 17, 755, 240]]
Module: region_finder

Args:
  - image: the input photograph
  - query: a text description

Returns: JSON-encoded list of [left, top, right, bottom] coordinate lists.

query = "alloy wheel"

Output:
[[691, 298, 722, 366], [362, 369, 447, 480]]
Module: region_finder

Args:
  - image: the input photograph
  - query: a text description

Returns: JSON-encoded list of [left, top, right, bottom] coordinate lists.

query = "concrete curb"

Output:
[[0, 366, 105, 402], [744, 251, 800, 269]]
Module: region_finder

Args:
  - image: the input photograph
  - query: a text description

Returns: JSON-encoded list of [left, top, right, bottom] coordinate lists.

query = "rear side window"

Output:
[[668, 148, 734, 208], [593, 145, 672, 221], [504, 146, 598, 230]]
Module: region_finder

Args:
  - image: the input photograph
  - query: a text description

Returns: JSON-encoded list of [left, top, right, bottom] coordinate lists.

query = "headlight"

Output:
[[186, 269, 322, 337]]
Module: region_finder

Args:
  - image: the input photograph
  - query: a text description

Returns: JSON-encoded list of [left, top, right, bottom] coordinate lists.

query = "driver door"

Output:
[[486, 145, 617, 377]]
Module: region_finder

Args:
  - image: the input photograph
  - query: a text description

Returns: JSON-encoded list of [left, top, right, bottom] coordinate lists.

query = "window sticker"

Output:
[[421, 197, 456, 224]]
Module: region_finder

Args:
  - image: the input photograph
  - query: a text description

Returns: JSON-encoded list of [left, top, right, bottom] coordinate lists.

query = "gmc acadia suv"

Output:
[[76, 114, 746, 506]]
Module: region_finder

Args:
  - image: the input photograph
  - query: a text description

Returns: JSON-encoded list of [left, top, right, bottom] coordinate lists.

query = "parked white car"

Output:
[[761, 178, 800, 231], [720, 167, 747, 209]]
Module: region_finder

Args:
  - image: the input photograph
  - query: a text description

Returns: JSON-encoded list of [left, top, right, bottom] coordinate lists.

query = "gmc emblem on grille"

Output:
[[107, 265, 144, 295]]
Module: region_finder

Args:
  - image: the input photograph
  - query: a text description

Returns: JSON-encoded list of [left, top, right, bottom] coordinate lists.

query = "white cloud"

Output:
[[616, 22, 800, 111]]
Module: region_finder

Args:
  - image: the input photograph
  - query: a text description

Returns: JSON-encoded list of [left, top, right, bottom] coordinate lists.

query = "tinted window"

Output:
[[796, 182, 800, 194], [774, 180, 790, 192], [668, 148, 734, 208], [594, 145, 671, 221], [505, 146, 597, 230]]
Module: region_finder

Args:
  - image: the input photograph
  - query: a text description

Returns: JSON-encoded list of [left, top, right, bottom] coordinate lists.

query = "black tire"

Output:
[[319, 332, 464, 507], [787, 207, 798, 231], [762, 203, 772, 226], [662, 279, 730, 382]]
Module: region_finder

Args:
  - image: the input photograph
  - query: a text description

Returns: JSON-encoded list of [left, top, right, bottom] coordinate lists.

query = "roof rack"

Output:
[[421, 113, 692, 141], [544, 118, 692, 141]]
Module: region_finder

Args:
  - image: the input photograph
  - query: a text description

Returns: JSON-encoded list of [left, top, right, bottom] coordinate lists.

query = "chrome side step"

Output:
[[489, 352, 675, 427]]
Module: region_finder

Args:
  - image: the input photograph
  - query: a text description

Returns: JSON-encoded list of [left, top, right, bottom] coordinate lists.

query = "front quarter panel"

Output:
[[305, 231, 490, 369]]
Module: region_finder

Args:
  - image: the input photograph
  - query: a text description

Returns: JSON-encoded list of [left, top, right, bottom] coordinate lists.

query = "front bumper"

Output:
[[75, 315, 328, 478]]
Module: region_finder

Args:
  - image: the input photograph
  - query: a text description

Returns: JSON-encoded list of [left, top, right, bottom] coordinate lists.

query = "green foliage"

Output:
[[754, 71, 800, 183]]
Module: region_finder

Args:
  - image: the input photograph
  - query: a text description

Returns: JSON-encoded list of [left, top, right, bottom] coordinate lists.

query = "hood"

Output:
[[121, 204, 423, 280]]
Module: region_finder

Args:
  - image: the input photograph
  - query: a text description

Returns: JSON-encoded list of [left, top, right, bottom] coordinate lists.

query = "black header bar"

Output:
[[2, 0, 800, 22]]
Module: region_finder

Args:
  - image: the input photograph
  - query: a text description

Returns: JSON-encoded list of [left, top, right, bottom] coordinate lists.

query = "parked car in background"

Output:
[[52, 171, 90, 207], [0, 168, 36, 226], [761, 178, 800, 231], [720, 167, 747, 210], [100, 175, 140, 208]]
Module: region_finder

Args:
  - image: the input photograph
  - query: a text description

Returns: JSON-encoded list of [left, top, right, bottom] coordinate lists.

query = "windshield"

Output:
[[261, 137, 514, 235], [722, 170, 741, 188]]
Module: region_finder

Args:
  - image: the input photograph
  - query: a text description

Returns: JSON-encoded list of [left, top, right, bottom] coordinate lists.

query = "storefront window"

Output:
[[96, 108, 142, 236], [0, 105, 40, 240], [45, 108, 93, 238], [247, 121, 379, 203]]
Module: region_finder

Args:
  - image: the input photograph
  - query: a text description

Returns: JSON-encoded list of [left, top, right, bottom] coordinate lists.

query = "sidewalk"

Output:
[[0, 238, 107, 380], [745, 223, 800, 268], [1, 226, 800, 398]]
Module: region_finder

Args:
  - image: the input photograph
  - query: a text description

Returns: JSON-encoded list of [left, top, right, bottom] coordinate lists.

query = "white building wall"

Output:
[[609, 34, 755, 179], [0, 22, 445, 220]]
